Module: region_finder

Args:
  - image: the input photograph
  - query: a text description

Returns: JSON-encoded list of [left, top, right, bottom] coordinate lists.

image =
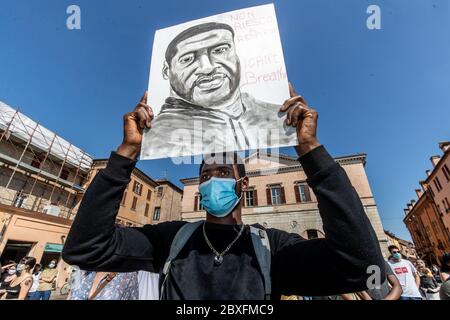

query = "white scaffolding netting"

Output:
[[0, 101, 93, 171]]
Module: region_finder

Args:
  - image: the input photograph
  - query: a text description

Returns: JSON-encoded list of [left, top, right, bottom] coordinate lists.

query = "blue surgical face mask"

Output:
[[393, 253, 402, 260], [199, 177, 243, 218]]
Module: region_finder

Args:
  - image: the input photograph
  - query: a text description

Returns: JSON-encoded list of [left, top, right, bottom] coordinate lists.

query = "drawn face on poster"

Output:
[[163, 23, 241, 108], [142, 4, 297, 160]]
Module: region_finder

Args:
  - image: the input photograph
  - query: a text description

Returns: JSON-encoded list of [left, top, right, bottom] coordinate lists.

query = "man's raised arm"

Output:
[[273, 84, 386, 296], [62, 93, 161, 272]]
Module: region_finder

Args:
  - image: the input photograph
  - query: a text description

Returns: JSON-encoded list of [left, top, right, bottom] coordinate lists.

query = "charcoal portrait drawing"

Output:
[[142, 20, 296, 159]]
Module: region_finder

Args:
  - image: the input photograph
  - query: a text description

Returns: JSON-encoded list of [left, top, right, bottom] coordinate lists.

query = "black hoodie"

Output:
[[62, 146, 385, 300]]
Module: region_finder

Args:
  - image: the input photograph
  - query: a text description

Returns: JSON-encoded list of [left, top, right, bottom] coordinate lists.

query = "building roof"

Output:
[[404, 141, 450, 217], [156, 179, 183, 194], [384, 230, 415, 247], [424, 141, 450, 185], [92, 158, 183, 191], [0, 101, 93, 171], [180, 151, 367, 186], [93, 158, 160, 188]]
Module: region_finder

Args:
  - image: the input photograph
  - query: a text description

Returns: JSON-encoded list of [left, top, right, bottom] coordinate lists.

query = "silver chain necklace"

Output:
[[203, 221, 245, 266]]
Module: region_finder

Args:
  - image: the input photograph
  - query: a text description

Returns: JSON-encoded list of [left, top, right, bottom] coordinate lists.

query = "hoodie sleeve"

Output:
[[62, 152, 181, 272]]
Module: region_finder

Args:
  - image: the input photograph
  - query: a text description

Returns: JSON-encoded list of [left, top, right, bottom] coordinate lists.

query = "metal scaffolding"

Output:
[[0, 101, 93, 219]]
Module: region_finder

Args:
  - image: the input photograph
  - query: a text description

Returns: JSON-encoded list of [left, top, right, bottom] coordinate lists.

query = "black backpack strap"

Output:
[[160, 221, 203, 299]]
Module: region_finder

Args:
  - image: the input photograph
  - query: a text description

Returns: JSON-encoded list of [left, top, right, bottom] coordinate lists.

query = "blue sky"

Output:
[[1, 0, 449, 240]]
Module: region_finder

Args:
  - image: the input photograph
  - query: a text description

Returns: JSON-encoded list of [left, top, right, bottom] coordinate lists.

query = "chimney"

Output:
[[439, 141, 450, 153], [404, 208, 410, 216], [426, 170, 431, 176], [407, 202, 413, 210], [420, 181, 427, 190], [430, 156, 441, 167], [415, 189, 423, 198]]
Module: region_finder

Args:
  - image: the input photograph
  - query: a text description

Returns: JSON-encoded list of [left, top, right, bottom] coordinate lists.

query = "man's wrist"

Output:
[[117, 143, 140, 160], [295, 139, 321, 157]]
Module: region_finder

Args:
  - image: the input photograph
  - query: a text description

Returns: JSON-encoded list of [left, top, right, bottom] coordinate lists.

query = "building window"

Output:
[[245, 189, 257, 207], [295, 183, 311, 203], [443, 164, 450, 182], [153, 207, 161, 221], [145, 203, 149, 217], [131, 196, 138, 211], [307, 229, 319, 240], [434, 178, 443, 192], [429, 186, 435, 198], [31, 155, 42, 169], [147, 190, 152, 201], [78, 176, 85, 187], [121, 192, 127, 206], [157, 186, 163, 197], [194, 194, 204, 211], [133, 181, 143, 196], [13, 193, 27, 208], [70, 195, 78, 209], [431, 221, 439, 234], [271, 186, 282, 205], [266, 185, 285, 205], [60, 169, 69, 180], [444, 198, 450, 213]]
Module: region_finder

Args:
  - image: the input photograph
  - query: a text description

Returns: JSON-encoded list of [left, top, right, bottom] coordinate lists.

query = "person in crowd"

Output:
[[431, 264, 442, 284], [0, 257, 36, 300], [387, 245, 422, 300], [35, 259, 58, 300], [137, 271, 160, 300], [439, 253, 450, 300], [62, 85, 385, 300], [1, 261, 16, 274], [0, 261, 17, 289], [416, 262, 440, 300], [365, 260, 402, 300], [70, 270, 139, 300], [27, 263, 42, 300]]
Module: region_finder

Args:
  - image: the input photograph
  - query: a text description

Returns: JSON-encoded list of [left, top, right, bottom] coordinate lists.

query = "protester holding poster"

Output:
[[62, 78, 385, 299]]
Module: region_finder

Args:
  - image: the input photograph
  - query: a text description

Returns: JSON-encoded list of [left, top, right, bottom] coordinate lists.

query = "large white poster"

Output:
[[141, 3, 296, 160]]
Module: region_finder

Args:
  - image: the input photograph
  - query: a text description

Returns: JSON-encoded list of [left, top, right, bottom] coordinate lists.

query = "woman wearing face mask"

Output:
[[0, 263, 17, 295], [36, 260, 58, 300], [27, 264, 42, 300], [1, 257, 36, 300], [417, 263, 440, 300]]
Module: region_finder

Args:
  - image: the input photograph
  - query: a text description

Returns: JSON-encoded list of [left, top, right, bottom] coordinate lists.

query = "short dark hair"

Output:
[[165, 22, 235, 64], [21, 256, 36, 270], [199, 152, 246, 179], [388, 245, 400, 253]]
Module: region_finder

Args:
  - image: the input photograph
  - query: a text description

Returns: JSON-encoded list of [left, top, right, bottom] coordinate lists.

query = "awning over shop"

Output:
[[44, 243, 64, 253]]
